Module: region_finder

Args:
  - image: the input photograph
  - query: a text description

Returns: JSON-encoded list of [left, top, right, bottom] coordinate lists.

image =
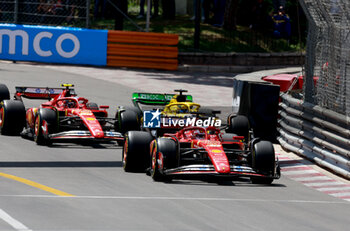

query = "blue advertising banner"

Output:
[[0, 24, 107, 66]]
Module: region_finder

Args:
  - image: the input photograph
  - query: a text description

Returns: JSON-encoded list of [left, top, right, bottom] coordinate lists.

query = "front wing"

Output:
[[162, 164, 280, 180], [49, 130, 123, 142]]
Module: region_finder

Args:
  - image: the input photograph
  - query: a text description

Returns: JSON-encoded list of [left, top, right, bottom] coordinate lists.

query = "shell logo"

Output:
[[211, 149, 222, 153]]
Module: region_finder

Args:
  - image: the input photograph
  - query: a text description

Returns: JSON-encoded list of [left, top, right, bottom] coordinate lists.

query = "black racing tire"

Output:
[[122, 131, 153, 172], [34, 108, 58, 145], [86, 102, 99, 110], [151, 138, 178, 182], [0, 84, 10, 102], [117, 110, 140, 134], [0, 100, 26, 135], [250, 140, 275, 184], [227, 115, 250, 141], [123, 106, 143, 121]]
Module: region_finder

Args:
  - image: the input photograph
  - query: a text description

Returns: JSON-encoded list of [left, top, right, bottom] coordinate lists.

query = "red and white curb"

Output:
[[276, 153, 350, 202]]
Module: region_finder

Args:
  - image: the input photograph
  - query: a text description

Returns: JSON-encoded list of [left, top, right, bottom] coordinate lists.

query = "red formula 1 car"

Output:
[[123, 124, 280, 184], [0, 84, 125, 145]]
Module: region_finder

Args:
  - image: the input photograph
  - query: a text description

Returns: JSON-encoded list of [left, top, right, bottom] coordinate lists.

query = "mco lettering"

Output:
[[0, 29, 80, 58]]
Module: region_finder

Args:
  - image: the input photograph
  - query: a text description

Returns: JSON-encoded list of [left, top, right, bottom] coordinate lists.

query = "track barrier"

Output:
[[0, 24, 179, 70], [0, 24, 107, 66], [278, 94, 350, 179], [234, 68, 350, 180], [107, 30, 178, 71]]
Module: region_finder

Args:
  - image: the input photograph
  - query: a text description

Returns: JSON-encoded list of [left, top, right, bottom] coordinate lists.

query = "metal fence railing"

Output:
[[299, 0, 350, 116], [276, 1, 350, 180], [0, 0, 303, 53], [0, 0, 90, 28]]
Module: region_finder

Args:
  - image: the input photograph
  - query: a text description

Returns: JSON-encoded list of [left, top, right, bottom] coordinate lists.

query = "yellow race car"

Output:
[[116, 90, 220, 137]]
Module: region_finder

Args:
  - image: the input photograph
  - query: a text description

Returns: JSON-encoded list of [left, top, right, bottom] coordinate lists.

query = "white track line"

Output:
[[0, 209, 32, 231], [0, 195, 347, 205]]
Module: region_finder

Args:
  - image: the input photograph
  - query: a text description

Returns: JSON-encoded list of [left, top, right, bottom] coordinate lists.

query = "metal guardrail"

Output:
[[278, 94, 350, 179]]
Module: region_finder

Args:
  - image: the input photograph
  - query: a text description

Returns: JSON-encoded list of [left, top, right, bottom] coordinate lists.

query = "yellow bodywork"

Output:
[[162, 95, 201, 117]]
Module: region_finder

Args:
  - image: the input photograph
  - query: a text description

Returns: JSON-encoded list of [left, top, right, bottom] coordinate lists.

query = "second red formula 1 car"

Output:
[[122, 123, 280, 184], [0, 83, 126, 145]]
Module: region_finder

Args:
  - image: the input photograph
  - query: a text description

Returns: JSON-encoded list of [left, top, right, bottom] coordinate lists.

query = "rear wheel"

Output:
[[0, 100, 26, 135], [227, 115, 250, 141], [116, 110, 140, 134], [123, 131, 153, 172], [34, 108, 57, 145], [250, 140, 275, 184], [123, 106, 142, 121], [151, 138, 178, 182]]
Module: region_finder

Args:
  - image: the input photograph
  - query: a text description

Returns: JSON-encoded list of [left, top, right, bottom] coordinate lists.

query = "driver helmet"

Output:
[[65, 100, 75, 108]]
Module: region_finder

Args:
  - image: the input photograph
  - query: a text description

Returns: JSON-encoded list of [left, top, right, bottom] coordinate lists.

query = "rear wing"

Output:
[[132, 92, 193, 106], [15, 87, 76, 100]]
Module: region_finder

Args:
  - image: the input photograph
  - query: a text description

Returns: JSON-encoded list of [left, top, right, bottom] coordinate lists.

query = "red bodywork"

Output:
[[16, 86, 122, 142], [262, 74, 319, 92], [154, 126, 275, 179], [173, 127, 243, 174]]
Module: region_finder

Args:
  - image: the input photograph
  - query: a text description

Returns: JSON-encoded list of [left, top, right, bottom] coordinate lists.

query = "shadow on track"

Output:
[[154, 179, 286, 188], [0, 161, 122, 168], [47, 143, 122, 150]]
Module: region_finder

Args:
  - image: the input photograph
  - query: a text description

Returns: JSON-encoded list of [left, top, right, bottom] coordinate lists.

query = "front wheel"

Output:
[[34, 108, 57, 145], [150, 138, 178, 182], [250, 140, 275, 184], [123, 131, 153, 172]]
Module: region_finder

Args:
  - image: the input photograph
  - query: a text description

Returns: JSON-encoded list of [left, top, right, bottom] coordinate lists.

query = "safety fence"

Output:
[[0, 0, 89, 28], [107, 30, 178, 70], [299, 0, 350, 116], [278, 93, 350, 180], [0, 0, 302, 53], [273, 0, 350, 180]]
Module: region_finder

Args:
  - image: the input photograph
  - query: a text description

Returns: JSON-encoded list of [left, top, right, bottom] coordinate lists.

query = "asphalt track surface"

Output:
[[0, 62, 349, 231]]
